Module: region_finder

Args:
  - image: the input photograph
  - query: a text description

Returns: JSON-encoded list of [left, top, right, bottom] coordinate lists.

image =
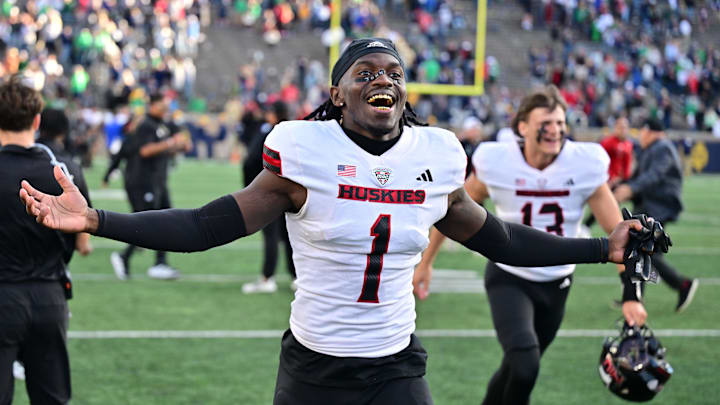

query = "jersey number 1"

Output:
[[358, 214, 391, 303], [521, 202, 564, 236]]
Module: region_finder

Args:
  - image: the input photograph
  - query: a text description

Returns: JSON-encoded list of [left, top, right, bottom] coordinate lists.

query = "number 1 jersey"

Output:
[[472, 140, 609, 282], [263, 120, 466, 357]]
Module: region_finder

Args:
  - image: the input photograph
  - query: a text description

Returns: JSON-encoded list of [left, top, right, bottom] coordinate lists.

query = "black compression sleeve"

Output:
[[460, 211, 608, 267], [95, 194, 247, 252]]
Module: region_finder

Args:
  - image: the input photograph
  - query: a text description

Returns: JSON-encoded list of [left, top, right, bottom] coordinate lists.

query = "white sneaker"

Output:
[[147, 264, 180, 280], [13, 361, 25, 380], [242, 277, 277, 294], [577, 225, 592, 238], [110, 252, 129, 281]]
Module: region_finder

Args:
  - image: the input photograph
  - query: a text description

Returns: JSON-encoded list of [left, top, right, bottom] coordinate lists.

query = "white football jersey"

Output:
[[263, 120, 466, 357], [473, 140, 609, 282]]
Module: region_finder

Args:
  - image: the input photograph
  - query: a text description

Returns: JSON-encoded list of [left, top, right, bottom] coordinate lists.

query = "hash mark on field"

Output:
[[67, 329, 720, 339]]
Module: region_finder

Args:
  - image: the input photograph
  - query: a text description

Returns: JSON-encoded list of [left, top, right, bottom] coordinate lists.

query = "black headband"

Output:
[[331, 38, 405, 86]]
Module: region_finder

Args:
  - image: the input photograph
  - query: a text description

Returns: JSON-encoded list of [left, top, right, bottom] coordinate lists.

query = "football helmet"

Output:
[[598, 323, 673, 402]]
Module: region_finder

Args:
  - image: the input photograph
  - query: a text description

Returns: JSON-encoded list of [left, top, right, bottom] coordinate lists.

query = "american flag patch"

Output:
[[337, 165, 356, 177]]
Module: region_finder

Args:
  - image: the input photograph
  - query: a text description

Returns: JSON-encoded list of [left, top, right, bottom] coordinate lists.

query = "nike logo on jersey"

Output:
[[337, 184, 426, 204], [416, 169, 433, 182], [559, 278, 571, 289]]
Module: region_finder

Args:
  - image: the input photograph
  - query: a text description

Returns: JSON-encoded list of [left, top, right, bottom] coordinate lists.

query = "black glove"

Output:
[[621, 208, 672, 283]]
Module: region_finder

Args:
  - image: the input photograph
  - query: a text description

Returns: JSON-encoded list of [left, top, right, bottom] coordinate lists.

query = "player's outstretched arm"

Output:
[[436, 187, 645, 267], [20, 166, 305, 253]]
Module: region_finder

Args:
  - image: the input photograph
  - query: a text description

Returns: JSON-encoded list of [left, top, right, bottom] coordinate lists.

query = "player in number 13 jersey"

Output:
[[415, 86, 648, 405]]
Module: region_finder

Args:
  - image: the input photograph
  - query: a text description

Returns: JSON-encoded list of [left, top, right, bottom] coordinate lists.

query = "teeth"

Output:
[[367, 94, 394, 105]]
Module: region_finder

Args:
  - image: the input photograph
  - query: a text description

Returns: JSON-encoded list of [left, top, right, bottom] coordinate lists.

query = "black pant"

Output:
[[0, 282, 70, 405], [274, 330, 431, 405], [482, 262, 572, 405], [122, 185, 172, 266], [261, 217, 296, 279], [274, 364, 432, 405]]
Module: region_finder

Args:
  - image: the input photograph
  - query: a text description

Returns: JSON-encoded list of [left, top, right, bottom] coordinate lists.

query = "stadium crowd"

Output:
[[2, 0, 720, 165], [524, 0, 720, 132], [0, 0, 205, 110]]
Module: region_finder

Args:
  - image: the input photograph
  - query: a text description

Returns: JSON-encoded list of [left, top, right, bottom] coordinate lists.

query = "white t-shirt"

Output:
[[473, 140, 609, 282], [264, 120, 466, 357]]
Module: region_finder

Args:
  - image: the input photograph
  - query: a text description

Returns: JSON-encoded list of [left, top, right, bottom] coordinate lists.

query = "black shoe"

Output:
[[676, 279, 699, 313]]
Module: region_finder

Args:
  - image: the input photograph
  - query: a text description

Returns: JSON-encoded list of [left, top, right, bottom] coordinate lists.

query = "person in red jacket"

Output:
[[584, 116, 633, 229]]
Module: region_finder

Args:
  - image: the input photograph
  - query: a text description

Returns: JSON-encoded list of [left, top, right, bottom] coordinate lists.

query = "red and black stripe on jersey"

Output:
[[262, 145, 282, 175]]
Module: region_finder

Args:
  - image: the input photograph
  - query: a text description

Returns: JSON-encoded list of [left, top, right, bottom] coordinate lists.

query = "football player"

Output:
[[413, 85, 647, 405], [21, 39, 649, 404]]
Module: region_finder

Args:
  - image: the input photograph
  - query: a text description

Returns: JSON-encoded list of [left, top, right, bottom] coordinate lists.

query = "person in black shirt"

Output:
[[241, 101, 297, 293], [37, 108, 93, 257], [0, 75, 91, 405], [103, 94, 191, 280], [614, 118, 698, 312]]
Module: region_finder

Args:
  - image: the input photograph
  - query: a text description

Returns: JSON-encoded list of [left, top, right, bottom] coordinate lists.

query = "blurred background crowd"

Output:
[[1, 0, 719, 166]]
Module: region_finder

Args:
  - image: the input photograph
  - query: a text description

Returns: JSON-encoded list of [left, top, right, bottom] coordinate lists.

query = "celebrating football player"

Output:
[[20, 38, 648, 404], [414, 85, 647, 405]]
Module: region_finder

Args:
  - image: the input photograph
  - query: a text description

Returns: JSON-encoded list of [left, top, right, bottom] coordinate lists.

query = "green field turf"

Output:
[[12, 159, 720, 404]]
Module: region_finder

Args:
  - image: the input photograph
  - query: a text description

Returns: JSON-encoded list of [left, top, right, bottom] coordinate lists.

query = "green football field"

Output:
[[13, 159, 720, 404]]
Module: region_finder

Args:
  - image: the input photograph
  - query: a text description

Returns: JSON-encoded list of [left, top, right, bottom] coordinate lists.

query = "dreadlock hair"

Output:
[[303, 99, 428, 128]]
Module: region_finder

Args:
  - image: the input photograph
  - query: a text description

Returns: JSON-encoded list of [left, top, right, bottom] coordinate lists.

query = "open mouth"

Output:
[[366, 94, 395, 111]]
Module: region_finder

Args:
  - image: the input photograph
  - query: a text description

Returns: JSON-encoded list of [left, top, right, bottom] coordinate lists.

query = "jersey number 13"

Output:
[[521, 202, 564, 236]]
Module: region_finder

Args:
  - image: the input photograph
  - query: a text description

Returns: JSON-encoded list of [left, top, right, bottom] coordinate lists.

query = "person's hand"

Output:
[[180, 133, 193, 152], [622, 300, 647, 326], [607, 219, 645, 263], [75, 233, 93, 256], [613, 184, 633, 203], [413, 262, 433, 300], [19, 165, 93, 233]]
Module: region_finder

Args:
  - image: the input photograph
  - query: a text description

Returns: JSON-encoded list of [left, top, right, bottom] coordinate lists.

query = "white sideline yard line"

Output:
[[69, 272, 720, 286], [67, 329, 720, 339], [681, 214, 720, 226]]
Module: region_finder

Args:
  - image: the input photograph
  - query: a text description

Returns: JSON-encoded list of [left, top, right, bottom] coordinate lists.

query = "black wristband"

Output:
[[600, 237, 609, 263], [621, 272, 642, 302], [95, 208, 106, 234]]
